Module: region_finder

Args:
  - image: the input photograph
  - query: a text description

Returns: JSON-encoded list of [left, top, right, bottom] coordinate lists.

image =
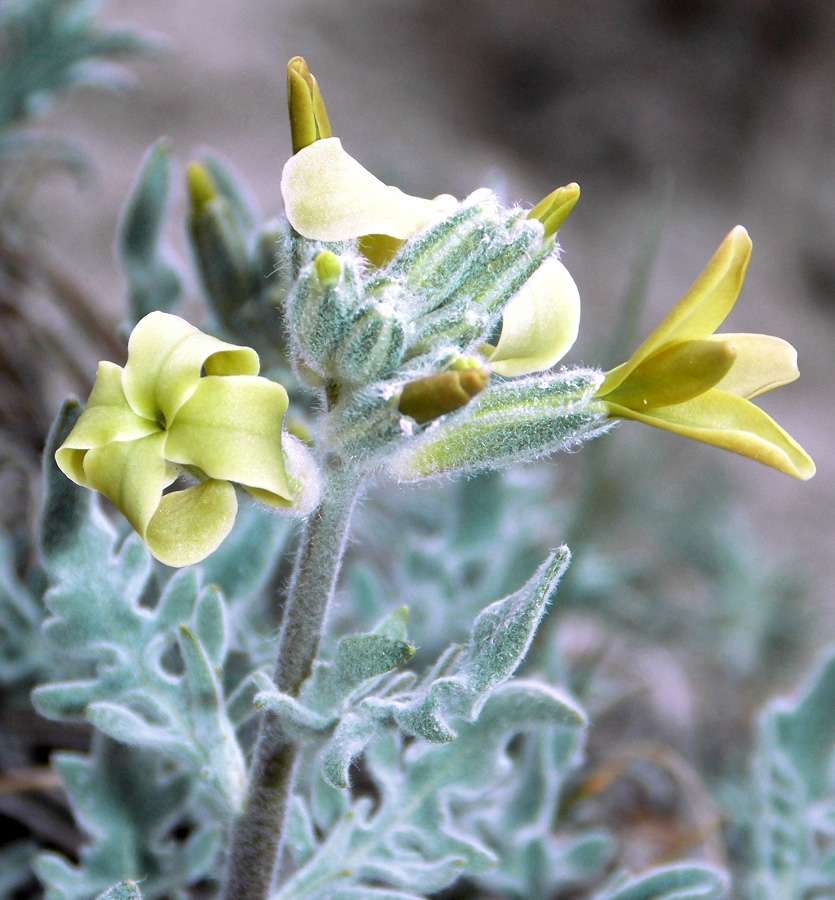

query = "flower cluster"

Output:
[[55, 55, 814, 566]]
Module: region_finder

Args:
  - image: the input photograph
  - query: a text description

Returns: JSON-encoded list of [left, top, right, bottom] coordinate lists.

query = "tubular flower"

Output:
[[55, 312, 294, 566], [595, 226, 815, 480], [279, 58, 581, 378]]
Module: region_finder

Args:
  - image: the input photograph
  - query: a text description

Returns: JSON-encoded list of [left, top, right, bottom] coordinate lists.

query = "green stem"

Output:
[[221, 466, 363, 900]]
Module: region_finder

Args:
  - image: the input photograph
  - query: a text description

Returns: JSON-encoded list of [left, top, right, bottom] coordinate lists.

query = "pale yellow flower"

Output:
[[596, 227, 815, 480], [56, 312, 294, 566]]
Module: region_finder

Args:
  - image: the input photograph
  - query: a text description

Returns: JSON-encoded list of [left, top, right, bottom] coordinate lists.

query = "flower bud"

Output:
[[398, 367, 489, 425], [335, 302, 407, 385], [527, 183, 580, 240], [186, 162, 255, 332], [287, 250, 364, 379], [287, 56, 333, 155]]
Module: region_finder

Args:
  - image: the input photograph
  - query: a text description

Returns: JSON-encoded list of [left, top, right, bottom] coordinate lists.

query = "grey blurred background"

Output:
[[21, 0, 835, 644]]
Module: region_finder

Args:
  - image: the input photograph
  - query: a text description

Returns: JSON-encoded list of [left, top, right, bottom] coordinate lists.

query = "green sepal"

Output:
[[389, 369, 610, 481], [334, 302, 407, 385], [387, 193, 498, 316]]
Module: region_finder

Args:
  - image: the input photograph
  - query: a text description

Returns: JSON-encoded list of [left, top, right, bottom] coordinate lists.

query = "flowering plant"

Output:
[[6, 47, 823, 900]]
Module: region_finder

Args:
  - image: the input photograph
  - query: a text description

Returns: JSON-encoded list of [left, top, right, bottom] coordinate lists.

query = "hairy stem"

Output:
[[221, 466, 363, 900]]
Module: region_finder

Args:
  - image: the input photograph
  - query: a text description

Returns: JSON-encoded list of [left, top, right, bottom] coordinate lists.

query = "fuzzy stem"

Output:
[[221, 466, 363, 900]]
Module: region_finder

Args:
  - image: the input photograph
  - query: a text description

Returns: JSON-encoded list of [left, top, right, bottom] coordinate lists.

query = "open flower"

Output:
[[55, 312, 294, 566], [595, 226, 815, 480]]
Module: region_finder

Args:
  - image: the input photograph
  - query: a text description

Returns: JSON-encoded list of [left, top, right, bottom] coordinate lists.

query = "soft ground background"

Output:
[[15, 0, 835, 671]]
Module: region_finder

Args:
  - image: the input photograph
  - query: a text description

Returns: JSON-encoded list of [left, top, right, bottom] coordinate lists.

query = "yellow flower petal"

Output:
[[600, 226, 751, 396], [144, 480, 238, 567], [123, 312, 260, 425], [280, 137, 457, 241], [55, 362, 160, 485], [488, 258, 580, 377], [164, 375, 293, 506], [603, 389, 815, 480], [81, 432, 170, 537], [600, 339, 736, 410], [708, 333, 799, 399]]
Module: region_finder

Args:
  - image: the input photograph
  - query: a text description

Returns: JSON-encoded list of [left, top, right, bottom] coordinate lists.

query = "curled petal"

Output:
[[603, 389, 816, 481], [280, 137, 457, 241], [144, 480, 238, 567], [123, 311, 260, 425], [601, 226, 752, 396], [56, 362, 160, 484], [709, 333, 799, 399], [81, 432, 170, 538], [488, 258, 580, 376], [164, 375, 293, 506]]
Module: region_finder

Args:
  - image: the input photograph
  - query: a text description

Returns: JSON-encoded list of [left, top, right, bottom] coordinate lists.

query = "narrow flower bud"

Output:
[[398, 368, 489, 425], [313, 249, 342, 288], [186, 161, 218, 212], [287, 56, 333, 155], [186, 163, 255, 332], [527, 183, 580, 240]]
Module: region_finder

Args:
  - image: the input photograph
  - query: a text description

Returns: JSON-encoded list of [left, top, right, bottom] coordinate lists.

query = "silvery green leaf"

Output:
[[0, 840, 37, 899], [35, 737, 222, 900], [593, 864, 728, 900], [192, 587, 227, 669], [94, 883, 143, 900], [748, 645, 835, 898], [0, 0, 154, 131], [369, 548, 575, 743], [469, 725, 613, 899], [35, 418, 247, 813], [276, 680, 586, 900], [467, 547, 570, 691], [0, 530, 47, 685], [336, 633, 415, 686], [284, 795, 318, 867], [197, 502, 295, 658], [320, 709, 378, 789]]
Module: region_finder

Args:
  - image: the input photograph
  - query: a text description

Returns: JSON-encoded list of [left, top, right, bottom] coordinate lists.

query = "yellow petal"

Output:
[[603, 389, 815, 480], [144, 480, 238, 567], [123, 312, 260, 425], [56, 362, 160, 484], [599, 339, 736, 410], [600, 226, 752, 395], [708, 333, 799, 399], [488, 258, 581, 377], [280, 137, 457, 241], [164, 375, 293, 506], [81, 432, 170, 537]]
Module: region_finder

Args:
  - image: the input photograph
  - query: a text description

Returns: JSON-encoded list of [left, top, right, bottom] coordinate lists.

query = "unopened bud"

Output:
[[287, 56, 333, 155], [313, 249, 342, 288], [186, 163, 254, 331], [186, 161, 218, 212], [398, 368, 489, 425], [527, 183, 580, 240]]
